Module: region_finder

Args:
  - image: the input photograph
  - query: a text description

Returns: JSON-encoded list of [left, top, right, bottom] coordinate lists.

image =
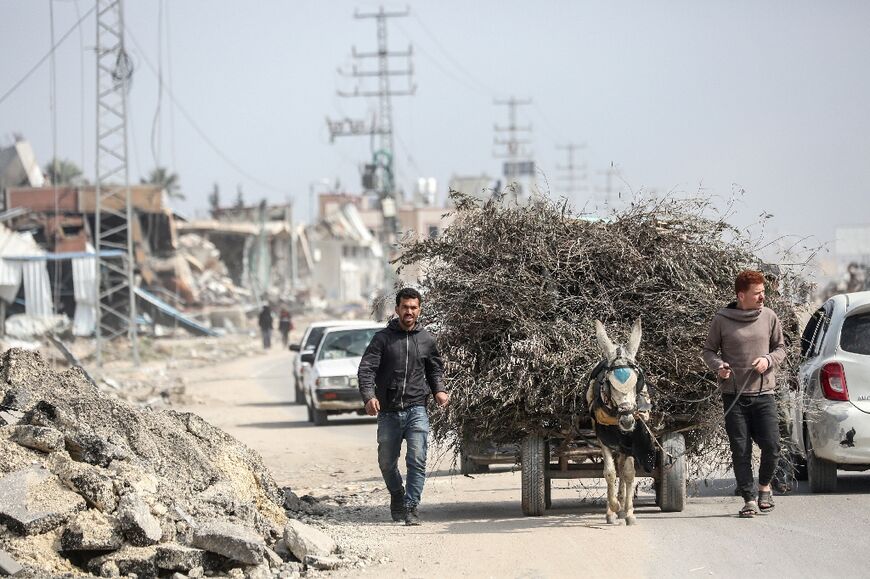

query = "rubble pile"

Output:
[[0, 349, 344, 577], [396, 192, 813, 474], [178, 234, 250, 306]]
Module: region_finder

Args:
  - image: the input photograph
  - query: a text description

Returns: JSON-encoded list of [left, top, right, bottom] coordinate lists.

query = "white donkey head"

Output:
[[594, 318, 644, 433]]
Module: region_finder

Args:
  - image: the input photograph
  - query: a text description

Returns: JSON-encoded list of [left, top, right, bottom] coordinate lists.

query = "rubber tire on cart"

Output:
[[521, 434, 548, 516], [807, 448, 837, 493], [657, 432, 687, 513], [312, 407, 328, 426]]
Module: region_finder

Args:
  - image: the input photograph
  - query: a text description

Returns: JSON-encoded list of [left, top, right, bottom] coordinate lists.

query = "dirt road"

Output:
[[179, 346, 870, 578]]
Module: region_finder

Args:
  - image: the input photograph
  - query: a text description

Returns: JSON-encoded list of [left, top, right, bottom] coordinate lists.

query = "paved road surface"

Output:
[[180, 346, 870, 578]]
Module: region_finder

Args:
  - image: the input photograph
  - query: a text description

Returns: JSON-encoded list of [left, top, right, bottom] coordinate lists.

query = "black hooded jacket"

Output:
[[357, 318, 445, 411]]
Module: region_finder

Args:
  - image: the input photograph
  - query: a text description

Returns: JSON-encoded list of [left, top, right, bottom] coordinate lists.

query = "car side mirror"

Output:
[[289, 344, 301, 352], [300, 352, 315, 365]]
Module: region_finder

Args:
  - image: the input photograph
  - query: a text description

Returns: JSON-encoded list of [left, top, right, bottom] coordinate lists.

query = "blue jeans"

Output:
[[377, 406, 429, 508]]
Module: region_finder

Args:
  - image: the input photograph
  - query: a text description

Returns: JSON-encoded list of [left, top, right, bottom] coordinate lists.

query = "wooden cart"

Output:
[[519, 427, 688, 516]]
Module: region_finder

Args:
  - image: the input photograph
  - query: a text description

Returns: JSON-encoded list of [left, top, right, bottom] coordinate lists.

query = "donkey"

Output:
[[586, 318, 653, 526]]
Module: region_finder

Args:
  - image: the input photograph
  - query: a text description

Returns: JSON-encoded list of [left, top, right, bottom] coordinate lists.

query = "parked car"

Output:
[[289, 320, 373, 405], [791, 291, 870, 492], [304, 323, 384, 426]]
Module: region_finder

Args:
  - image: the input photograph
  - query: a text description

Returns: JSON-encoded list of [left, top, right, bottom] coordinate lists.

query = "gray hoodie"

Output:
[[702, 303, 786, 396]]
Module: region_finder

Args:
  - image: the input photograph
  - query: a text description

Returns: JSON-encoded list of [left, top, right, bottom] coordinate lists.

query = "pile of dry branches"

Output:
[[396, 192, 813, 474]]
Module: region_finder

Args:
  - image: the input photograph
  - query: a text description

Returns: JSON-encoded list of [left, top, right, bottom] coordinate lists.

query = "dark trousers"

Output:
[[261, 329, 271, 349], [722, 393, 780, 496]]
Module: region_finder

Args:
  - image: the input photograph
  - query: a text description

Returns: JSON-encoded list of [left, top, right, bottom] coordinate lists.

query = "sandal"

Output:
[[758, 491, 775, 513], [739, 500, 758, 518]]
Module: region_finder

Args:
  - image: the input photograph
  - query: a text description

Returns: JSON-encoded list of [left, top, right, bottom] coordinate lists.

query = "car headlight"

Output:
[[349, 376, 359, 388], [319, 376, 350, 388]]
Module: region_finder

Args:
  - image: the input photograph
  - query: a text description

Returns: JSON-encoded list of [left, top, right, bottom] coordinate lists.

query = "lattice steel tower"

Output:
[[95, 0, 138, 365]]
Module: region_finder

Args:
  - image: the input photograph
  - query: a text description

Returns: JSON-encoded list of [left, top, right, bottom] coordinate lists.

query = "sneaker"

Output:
[[389, 488, 405, 522], [404, 506, 421, 526]]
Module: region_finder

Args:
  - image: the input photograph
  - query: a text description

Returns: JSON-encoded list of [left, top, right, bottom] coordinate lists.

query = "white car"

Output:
[[792, 291, 870, 492], [290, 320, 376, 405], [303, 323, 383, 426]]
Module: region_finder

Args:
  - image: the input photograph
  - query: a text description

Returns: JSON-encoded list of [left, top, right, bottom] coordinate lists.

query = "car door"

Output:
[[796, 302, 832, 451]]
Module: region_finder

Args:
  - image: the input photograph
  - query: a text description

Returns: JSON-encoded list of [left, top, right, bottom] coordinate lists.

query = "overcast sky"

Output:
[[2, 0, 869, 260]]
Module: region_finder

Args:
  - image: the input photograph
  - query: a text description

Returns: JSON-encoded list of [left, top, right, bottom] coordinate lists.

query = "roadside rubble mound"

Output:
[[0, 348, 344, 577], [396, 192, 814, 476]]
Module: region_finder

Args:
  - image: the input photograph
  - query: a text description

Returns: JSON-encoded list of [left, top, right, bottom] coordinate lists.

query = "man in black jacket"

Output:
[[358, 288, 448, 525]]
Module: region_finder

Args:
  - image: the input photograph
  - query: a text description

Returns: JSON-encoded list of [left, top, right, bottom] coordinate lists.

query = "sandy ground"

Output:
[[175, 341, 870, 579]]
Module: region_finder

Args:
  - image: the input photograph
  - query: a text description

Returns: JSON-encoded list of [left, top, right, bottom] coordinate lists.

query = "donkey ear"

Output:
[[595, 320, 616, 358], [627, 317, 642, 358]]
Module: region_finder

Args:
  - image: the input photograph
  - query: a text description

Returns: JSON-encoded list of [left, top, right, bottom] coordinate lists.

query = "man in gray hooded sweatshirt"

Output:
[[703, 270, 786, 517]]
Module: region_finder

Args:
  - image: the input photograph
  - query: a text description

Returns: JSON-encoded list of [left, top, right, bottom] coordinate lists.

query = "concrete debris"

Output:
[[8, 425, 64, 453], [60, 510, 123, 552], [192, 521, 265, 565], [0, 348, 287, 576], [304, 555, 344, 571], [48, 454, 118, 513], [117, 494, 163, 546], [282, 520, 336, 561], [0, 466, 86, 535], [87, 545, 158, 577], [155, 544, 210, 572], [0, 549, 23, 577]]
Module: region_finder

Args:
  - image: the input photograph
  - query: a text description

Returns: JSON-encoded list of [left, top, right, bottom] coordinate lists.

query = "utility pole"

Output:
[[94, 0, 138, 366], [595, 164, 619, 208], [493, 97, 534, 199], [556, 142, 588, 201], [329, 4, 415, 223]]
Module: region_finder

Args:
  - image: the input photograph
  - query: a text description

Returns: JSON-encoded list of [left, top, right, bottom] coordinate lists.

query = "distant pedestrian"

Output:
[[258, 304, 274, 350], [358, 288, 449, 525], [278, 307, 293, 347], [703, 270, 786, 518]]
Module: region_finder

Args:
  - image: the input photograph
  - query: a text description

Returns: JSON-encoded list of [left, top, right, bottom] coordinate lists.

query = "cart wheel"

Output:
[[657, 432, 686, 513], [521, 434, 547, 516]]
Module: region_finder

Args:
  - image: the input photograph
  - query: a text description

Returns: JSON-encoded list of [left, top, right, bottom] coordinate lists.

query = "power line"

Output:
[[124, 25, 290, 196], [0, 3, 96, 107]]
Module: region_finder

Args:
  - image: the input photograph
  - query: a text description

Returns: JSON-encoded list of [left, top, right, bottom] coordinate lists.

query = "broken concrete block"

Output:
[[49, 456, 118, 513], [0, 548, 24, 576], [9, 425, 64, 453], [304, 555, 343, 571], [155, 544, 211, 572], [283, 520, 336, 561], [60, 510, 123, 551], [264, 546, 284, 567], [0, 466, 86, 534], [118, 494, 162, 546], [192, 521, 265, 565], [87, 545, 158, 577]]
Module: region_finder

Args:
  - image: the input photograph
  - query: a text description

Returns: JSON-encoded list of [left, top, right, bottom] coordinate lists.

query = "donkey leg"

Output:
[[616, 454, 627, 518], [601, 444, 620, 524], [623, 456, 638, 526]]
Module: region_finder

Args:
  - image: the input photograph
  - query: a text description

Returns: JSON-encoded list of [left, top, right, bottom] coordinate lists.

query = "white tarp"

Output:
[[0, 224, 52, 317], [72, 243, 97, 336]]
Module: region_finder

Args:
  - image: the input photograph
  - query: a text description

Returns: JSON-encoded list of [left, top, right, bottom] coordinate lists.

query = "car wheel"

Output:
[[306, 404, 314, 422], [294, 378, 305, 405], [807, 449, 837, 493], [313, 407, 328, 426]]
